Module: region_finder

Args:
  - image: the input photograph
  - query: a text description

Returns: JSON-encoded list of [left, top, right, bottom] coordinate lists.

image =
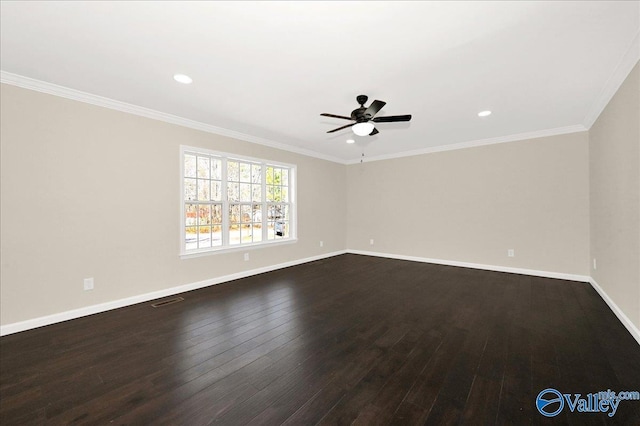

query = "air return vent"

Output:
[[151, 297, 184, 308]]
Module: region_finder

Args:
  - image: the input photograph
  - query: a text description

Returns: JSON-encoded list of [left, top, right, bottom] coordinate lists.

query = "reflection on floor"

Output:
[[1, 254, 639, 424]]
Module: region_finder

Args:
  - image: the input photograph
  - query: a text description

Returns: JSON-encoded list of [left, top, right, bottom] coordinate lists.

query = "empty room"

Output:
[[1, 1, 639, 424]]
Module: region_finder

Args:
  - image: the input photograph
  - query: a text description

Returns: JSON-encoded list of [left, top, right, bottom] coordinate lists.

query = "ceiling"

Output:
[[1, 1, 639, 163]]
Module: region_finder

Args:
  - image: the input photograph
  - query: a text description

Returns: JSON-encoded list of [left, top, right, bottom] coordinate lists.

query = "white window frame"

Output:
[[180, 145, 297, 258]]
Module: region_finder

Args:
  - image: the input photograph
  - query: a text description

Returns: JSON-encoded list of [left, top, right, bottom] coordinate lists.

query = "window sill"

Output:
[[179, 238, 298, 259]]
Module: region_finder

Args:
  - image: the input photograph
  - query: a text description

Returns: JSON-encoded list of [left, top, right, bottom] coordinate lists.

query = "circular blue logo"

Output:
[[536, 388, 564, 417]]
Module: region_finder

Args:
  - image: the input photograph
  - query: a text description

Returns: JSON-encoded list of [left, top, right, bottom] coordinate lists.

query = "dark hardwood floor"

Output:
[[1, 254, 639, 425]]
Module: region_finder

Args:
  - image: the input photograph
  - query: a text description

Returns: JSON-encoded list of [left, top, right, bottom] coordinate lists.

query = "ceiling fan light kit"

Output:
[[352, 122, 375, 136], [321, 95, 412, 137]]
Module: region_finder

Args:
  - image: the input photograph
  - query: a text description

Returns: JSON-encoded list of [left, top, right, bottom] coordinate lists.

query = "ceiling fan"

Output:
[[321, 95, 412, 136]]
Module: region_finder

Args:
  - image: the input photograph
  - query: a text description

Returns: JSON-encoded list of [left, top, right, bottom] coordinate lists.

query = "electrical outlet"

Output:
[[83, 277, 94, 291], [593, 258, 597, 270], [244, 253, 249, 261], [507, 249, 515, 257], [320, 241, 324, 247], [370, 239, 374, 246]]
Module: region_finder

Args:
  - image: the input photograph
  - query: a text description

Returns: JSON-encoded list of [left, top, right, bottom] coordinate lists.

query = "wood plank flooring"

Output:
[[1, 254, 639, 425]]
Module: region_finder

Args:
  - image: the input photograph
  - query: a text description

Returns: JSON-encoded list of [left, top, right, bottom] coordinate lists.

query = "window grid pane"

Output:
[[185, 155, 196, 178], [183, 149, 293, 253], [197, 156, 210, 179]]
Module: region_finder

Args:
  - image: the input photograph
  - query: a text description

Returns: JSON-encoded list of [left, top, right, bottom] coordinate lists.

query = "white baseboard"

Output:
[[4, 250, 638, 347], [347, 250, 639, 345], [588, 277, 640, 345], [346, 249, 591, 282], [0, 250, 346, 336]]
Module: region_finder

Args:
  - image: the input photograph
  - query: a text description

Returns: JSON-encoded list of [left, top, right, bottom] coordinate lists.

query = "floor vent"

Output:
[[151, 297, 184, 308]]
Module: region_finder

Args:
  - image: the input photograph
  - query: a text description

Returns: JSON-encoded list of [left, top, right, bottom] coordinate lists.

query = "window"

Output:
[[181, 146, 296, 256]]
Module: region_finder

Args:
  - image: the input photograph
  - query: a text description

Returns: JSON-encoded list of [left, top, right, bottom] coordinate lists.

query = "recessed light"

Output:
[[173, 74, 193, 84], [346, 139, 355, 144], [478, 110, 492, 117]]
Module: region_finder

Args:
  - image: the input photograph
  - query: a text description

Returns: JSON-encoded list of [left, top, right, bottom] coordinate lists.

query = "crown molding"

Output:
[[3, 67, 617, 167], [0, 71, 346, 164], [344, 124, 588, 165], [582, 30, 640, 129]]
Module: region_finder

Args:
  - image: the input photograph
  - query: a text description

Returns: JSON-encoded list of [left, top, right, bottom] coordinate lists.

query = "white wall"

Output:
[[2, 63, 638, 337], [0, 84, 346, 326], [346, 132, 590, 276], [589, 62, 640, 330]]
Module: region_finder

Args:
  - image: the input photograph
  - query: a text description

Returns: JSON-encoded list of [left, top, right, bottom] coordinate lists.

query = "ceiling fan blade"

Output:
[[365, 100, 386, 118], [327, 122, 356, 133], [369, 128, 379, 136], [372, 114, 412, 123], [321, 113, 353, 120]]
